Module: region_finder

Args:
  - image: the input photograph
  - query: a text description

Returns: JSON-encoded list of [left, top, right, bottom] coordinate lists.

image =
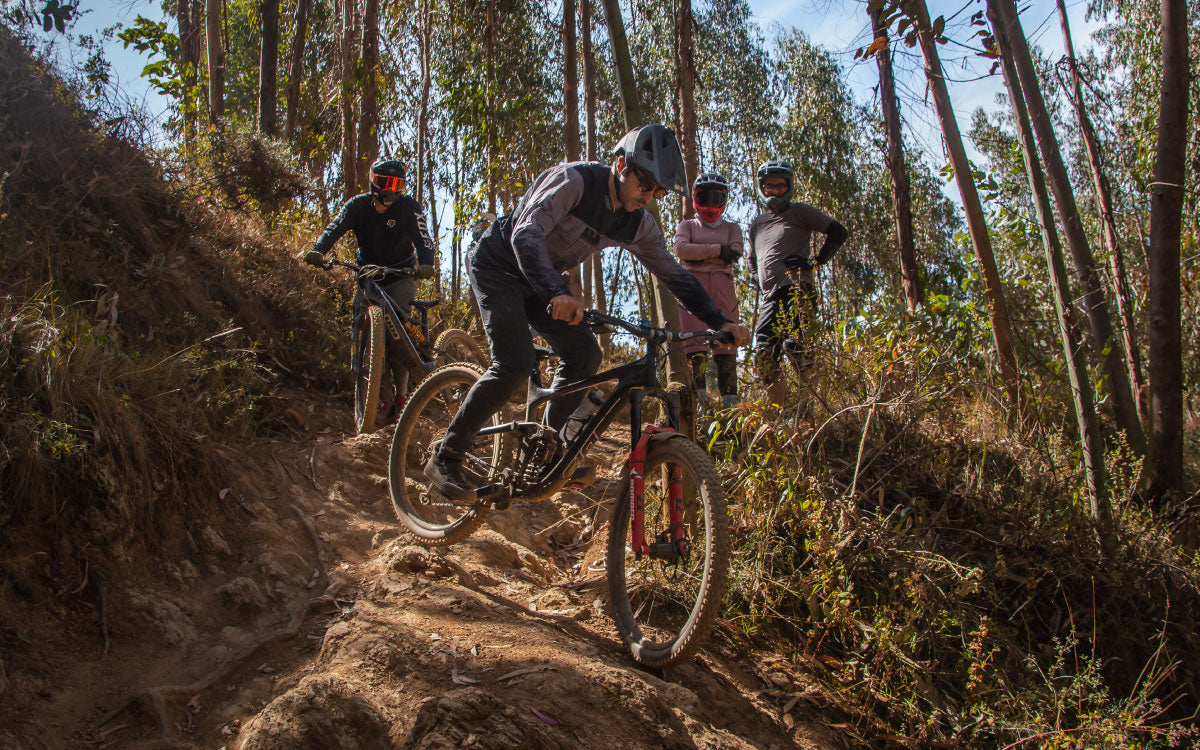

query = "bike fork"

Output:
[[628, 425, 684, 562]]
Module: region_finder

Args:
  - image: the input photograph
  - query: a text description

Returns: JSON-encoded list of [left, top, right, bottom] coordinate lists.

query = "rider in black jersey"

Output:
[[302, 159, 438, 423]]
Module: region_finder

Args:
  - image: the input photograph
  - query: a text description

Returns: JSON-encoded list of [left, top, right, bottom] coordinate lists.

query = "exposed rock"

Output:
[[237, 676, 393, 750], [216, 577, 269, 611], [407, 687, 564, 750]]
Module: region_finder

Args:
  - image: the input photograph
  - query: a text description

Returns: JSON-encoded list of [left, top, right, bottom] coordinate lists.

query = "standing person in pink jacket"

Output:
[[673, 172, 743, 409]]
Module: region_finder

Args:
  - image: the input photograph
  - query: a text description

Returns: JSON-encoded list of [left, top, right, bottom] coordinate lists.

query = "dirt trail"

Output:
[[1, 396, 851, 749]]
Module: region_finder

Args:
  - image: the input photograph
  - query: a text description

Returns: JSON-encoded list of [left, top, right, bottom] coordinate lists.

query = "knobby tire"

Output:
[[355, 305, 386, 434]]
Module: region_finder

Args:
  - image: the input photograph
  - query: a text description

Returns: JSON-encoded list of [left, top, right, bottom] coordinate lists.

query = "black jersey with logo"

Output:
[[311, 193, 435, 268]]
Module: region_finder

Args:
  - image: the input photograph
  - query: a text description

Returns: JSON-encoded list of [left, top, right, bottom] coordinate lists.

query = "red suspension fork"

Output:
[[628, 426, 676, 559]]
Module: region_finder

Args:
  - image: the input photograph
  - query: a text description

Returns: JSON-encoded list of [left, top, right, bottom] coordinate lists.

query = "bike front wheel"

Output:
[[354, 305, 386, 434], [606, 436, 730, 669], [433, 327, 488, 369], [388, 363, 502, 545]]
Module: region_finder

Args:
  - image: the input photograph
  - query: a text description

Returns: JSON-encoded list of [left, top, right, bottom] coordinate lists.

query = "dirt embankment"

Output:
[[0, 398, 853, 749]]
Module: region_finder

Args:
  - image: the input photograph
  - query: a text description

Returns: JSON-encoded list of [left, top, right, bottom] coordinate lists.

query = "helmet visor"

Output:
[[371, 173, 405, 195], [694, 187, 727, 208]]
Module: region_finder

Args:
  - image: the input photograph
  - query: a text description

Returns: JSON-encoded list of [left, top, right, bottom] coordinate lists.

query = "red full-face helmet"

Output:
[[693, 171, 729, 223]]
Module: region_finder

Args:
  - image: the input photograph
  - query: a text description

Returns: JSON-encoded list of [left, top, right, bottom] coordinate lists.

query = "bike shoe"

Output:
[[376, 400, 397, 426], [566, 464, 597, 489], [423, 451, 478, 504]]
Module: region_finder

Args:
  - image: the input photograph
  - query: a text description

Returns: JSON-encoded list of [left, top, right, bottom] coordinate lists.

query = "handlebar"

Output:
[[325, 258, 416, 281], [580, 309, 733, 345]]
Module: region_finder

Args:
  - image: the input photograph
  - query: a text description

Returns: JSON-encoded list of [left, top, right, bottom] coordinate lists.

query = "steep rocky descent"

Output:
[[0, 395, 855, 749]]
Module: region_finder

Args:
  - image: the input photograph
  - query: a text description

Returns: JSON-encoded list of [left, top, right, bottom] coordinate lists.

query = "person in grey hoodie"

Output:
[[747, 159, 847, 405], [673, 171, 743, 409], [425, 125, 751, 503]]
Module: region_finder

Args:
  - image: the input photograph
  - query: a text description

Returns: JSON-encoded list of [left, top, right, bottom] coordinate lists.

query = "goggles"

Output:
[[371, 173, 406, 194], [694, 187, 727, 208], [628, 167, 667, 200]]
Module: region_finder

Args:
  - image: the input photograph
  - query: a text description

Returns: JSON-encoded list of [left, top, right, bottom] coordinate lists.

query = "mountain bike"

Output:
[[388, 310, 732, 668], [324, 259, 486, 433]]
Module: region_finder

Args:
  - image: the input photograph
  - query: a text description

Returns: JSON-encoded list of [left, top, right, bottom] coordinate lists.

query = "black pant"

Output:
[[441, 241, 602, 457], [689, 353, 737, 396], [754, 283, 817, 384]]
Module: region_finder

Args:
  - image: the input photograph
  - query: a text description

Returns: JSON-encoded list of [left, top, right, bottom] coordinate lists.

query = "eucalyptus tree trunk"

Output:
[[177, 0, 201, 141], [415, 0, 432, 202], [1056, 0, 1146, 421], [205, 0, 224, 125], [1146, 0, 1189, 501], [600, 0, 687, 384], [485, 0, 497, 214], [990, 0, 1144, 453], [284, 0, 311, 141], [258, 0, 280, 136], [563, 0, 584, 298], [355, 0, 381, 189], [908, 0, 1021, 413], [674, 0, 698, 221], [339, 0, 357, 198], [581, 0, 608, 350], [992, 6, 1114, 555], [871, 8, 922, 311]]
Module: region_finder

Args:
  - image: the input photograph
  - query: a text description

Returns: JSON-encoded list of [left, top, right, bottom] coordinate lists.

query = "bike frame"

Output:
[[476, 313, 719, 561], [332, 260, 438, 381]]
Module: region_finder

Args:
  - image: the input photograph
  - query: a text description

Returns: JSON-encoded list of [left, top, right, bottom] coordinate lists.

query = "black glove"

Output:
[[783, 255, 812, 272], [416, 264, 436, 279], [301, 250, 325, 267], [718, 244, 739, 265]]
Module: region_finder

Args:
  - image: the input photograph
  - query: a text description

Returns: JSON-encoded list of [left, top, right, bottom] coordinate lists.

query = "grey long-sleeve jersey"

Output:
[[476, 161, 730, 330]]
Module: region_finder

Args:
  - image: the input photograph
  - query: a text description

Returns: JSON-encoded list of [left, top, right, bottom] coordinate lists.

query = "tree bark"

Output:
[[177, 0, 201, 141], [205, 0, 224, 125], [1056, 0, 1147, 422], [908, 0, 1021, 413], [258, 0, 280, 136], [992, 5, 1114, 555], [991, 0, 1144, 453], [284, 0, 311, 141], [674, 0, 698, 220], [485, 0, 497, 214], [581, 0, 607, 349], [563, 0, 584, 298], [339, 0, 358, 199], [356, 0, 381, 189], [415, 0, 432, 202], [871, 8, 923, 311], [1146, 0, 1189, 500], [600, 0, 687, 384]]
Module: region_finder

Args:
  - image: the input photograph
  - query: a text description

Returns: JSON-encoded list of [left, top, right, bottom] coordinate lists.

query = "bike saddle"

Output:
[[410, 299, 439, 311]]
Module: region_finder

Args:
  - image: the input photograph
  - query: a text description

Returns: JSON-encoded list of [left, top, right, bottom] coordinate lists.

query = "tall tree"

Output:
[[600, 0, 687, 384], [563, 0, 584, 298], [339, 0, 358, 198], [991, 5, 1114, 554], [284, 0, 311, 141], [580, 0, 608, 348], [1146, 0, 1189, 500], [484, 0, 497, 213], [415, 0, 432, 202], [1056, 0, 1146, 420], [356, 0, 381, 186], [258, 0, 280, 136], [205, 0, 224, 125], [674, 0, 698, 220], [908, 0, 1021, 412], [177, 0, 201, 141], [990, 0, 1145, 454], [870, 8, 923, 311]]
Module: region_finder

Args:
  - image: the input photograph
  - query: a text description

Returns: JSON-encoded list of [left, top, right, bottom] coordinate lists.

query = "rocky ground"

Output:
[[0, 395, 854, 749]]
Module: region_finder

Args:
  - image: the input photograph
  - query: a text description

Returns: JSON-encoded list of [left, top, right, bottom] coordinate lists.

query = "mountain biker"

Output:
[[425, 124, 751, 503], [747, 159, 848, 405], [673, 171, 742, 409], [301, 159, 438, 424]]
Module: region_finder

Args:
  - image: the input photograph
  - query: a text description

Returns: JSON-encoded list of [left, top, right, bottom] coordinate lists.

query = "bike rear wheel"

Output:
[[606, 436, 729, 668], [354, 305, 386, 434], [433, 327, 488, 369], [388, 363, 502, 545]]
